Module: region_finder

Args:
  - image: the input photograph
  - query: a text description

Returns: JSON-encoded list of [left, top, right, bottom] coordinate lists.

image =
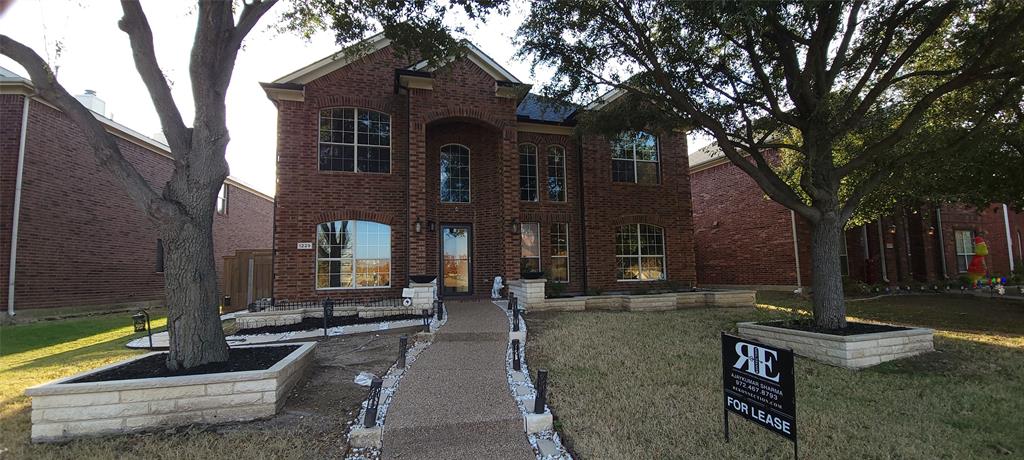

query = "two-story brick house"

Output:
[[263, 35, 696, 301]]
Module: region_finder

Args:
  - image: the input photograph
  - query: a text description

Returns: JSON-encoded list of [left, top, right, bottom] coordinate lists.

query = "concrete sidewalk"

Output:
[[382, 300, 533, 460]]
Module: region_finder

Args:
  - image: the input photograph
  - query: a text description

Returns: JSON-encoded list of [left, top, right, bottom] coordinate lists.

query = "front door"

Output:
[[441, 225, 472, 296]]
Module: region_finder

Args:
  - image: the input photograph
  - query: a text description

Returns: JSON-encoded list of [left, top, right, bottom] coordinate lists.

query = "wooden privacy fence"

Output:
[[223, 249, 272, 312]]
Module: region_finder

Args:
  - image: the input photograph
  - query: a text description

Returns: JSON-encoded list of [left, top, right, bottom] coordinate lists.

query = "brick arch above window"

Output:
[[610, 214, 670, 228], [317, 210, 398, 227], [519, 212, 574, 225], [310, 96, 394, 114], [421, 107, 510, 130]]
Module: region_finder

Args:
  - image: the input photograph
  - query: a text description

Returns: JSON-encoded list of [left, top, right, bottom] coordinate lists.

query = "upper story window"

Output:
[[615, 223, 666, 281], [519, 144, 539, 201], [318, 108, 391, 173], [216, 185, 228, 215], [611, 132, 659, 185], [316, 220, 391, 289], [955, 230, 975, 273], [547, 145, 566, 202], [440, 144, 470, 203]]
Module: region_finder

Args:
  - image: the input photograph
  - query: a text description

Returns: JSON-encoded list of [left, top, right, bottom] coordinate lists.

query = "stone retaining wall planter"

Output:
[[527, 290, 755, 312], [236, 306, 422, 329], [623, 293, 678, 311], [26, 342, 316, 443], [737, 322, 934, 369]]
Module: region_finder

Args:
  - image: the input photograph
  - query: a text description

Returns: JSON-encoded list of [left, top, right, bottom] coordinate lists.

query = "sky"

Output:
[[0, 0, 710, 196]]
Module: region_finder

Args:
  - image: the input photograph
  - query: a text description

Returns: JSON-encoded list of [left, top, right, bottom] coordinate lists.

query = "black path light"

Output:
[[512, 339, 521, 371], [364, 377, 383, 428], [512, 302, 520, 332], [322, 298, 334, 338], [398, 335, 408, 369], [507, 292, 515, 311], [435, 298, 445, 321], [534, 369, 548, 414], [422, 309, 431, 332], [132, 310, 153, 349]]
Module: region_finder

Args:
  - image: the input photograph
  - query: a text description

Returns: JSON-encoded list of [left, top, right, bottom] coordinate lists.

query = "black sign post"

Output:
[[722, 333, 797, 458]]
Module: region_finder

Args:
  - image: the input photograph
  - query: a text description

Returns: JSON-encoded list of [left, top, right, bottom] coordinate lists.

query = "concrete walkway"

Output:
[[382, 300, 533, 460]]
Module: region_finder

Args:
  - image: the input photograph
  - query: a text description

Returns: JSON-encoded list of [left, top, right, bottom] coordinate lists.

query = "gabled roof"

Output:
[[272, 33, 522, 86], [516, 93, 578, 125]]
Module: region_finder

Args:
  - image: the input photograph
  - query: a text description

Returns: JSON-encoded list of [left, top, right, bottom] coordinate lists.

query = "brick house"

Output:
[[690, 143, 1023, 289], [263, 35, 696, 301], [0, 68, 274, 314]]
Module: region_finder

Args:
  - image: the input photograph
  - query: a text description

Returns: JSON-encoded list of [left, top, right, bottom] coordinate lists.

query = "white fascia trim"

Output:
[[1003, 204, 1015, 272], [408, 43, 522, 84], [584, 88, 627, 111], [273, 33, 392, 85]]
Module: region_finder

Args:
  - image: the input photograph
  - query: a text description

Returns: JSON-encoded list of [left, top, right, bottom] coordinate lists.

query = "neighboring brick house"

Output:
[[0, 68, 274, 314], [690, 143, 1023, 289], [263, 35, 696, 301]]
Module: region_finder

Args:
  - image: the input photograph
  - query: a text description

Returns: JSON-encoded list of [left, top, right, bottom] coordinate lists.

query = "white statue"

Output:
[[492, 276, 504, 299]]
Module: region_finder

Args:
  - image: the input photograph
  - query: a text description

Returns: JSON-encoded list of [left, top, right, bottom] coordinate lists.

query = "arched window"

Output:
[[611, 131, 659, 185], [316, 220, 391, 289], [615, 224, 666, 281], [440, 144, 470, 203], [547, 145, 566, 202], [318, 108, 390, 173], [519, 143, 538, 201]]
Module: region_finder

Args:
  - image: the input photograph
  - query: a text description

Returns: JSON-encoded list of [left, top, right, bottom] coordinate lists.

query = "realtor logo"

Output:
[[733, 342, 781, 382]]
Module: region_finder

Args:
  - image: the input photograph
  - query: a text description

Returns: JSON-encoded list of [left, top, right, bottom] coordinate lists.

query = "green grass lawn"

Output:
[[526, 294, 1024, 459]]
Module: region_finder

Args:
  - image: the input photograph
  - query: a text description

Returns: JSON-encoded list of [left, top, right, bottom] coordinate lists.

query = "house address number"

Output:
[[297, 242, 313, 250]]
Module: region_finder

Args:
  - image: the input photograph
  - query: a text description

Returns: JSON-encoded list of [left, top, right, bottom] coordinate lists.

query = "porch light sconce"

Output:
[[927, 226, 936, 236], [888, 224, 897, 235], [511, 218, 521, 234], [428, 219, 436, 232], [415, 217, 423, 233]]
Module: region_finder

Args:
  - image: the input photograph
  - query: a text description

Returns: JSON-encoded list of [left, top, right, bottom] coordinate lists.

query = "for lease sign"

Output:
[[721, 333, 796, 442]]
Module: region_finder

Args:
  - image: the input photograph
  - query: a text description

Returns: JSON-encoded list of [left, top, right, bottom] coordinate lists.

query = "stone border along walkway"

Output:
[[498, 300, 573, 460], [364, 300, 536, 460]]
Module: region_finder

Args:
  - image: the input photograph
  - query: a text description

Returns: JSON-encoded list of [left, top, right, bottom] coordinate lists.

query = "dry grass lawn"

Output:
[[525, 294, 1024, 459]]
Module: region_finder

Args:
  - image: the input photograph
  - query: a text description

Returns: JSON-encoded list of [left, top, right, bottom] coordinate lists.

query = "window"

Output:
[[550, 223, 569, 282], [155, 239, 164, 273], [611, 131, 659, 185], [216, 185, 228, 215], [955, 230, 975, 273], [616, 224, 666, 280], [316, 220, 391, 289], [519, 144, 538, 201], [521, 222, 540, 274], [440, 144, 470, 203], [318, 108, 391, 173], [547, 145, 566, 202], [839, 234, 849, 277]]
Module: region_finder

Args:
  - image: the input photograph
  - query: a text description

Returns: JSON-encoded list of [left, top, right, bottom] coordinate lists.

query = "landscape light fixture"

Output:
[[132, 310, 153, 349]]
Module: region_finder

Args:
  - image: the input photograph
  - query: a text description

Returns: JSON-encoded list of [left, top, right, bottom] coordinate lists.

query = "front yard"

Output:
[[525, 293, 1024, 458], [0, 311, 398, 459]]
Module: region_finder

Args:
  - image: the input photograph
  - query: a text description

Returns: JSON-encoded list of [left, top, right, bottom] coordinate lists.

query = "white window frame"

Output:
[[315, 220, 392, 290], [611, 132, 660, 185], [550, 223, 569, 283], [440, 143, 471, 203], [520, 222, 541, 274], [216, 185, 228, 215], [317, 107, 392, 173], [616, 223, 667, 281], [547, 145, 567, 202], [519, 143, 539, 202], [954, 230, 975, 273]]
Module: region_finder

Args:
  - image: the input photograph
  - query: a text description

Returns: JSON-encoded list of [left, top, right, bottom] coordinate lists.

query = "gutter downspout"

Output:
[[935, 207, 948, 279], [790, 210, 802, 289], [7, 96, 30, 317], [1003, 204, 1015, 273], [877, 221, 890, 283]]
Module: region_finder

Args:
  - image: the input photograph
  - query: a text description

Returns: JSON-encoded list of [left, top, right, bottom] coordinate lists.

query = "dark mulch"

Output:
[[68, 346, 300, 383], [760, 319, 909, 336], [235, 314, 424, 336]]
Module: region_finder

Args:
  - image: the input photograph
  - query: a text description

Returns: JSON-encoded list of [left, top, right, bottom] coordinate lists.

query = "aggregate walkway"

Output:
[[382, 300, 533, 460]]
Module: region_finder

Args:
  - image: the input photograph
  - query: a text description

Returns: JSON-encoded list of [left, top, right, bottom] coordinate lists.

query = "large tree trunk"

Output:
[[162, 213, 229, 370], [809, 215, 848, 329]]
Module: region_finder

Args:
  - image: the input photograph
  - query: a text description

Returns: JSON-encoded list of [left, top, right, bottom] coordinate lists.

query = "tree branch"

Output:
[[231, 0, 279, 51], [0, 34, 177, 222]]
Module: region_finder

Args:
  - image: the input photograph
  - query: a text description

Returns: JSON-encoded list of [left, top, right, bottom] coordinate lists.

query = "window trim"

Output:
[[315, 220, 393, 290], [519, 143, 539, 202], [547, 145, 567, 202], [611, 132, 660, 185], [440, 143, 471, 203], [954, 229, 975, 274], [520, 222, 541, 274], [216, 185, 228, 215], [839, 233, 850, 277], [317, 107, 393, 174], [615, 223, 667, 282], [550, 223, 569, 283]]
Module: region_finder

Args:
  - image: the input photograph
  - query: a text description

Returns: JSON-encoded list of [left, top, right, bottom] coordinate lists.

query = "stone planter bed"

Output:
[[235, 313, 423, 335], [737, 321, 934, 369], [523, 289, 756, 312], [26, 342, 316, 443]]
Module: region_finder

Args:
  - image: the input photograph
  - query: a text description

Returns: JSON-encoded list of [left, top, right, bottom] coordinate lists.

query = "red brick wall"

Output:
[[0, 96, 273, 310], [940, 204, 1022, 279]]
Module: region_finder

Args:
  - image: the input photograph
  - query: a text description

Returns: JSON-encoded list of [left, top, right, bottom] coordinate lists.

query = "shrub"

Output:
[[546, 281, 567, 299]]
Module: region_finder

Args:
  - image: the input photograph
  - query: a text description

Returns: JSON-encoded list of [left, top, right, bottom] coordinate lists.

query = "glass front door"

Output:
[[441, 225, 471, 296]]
